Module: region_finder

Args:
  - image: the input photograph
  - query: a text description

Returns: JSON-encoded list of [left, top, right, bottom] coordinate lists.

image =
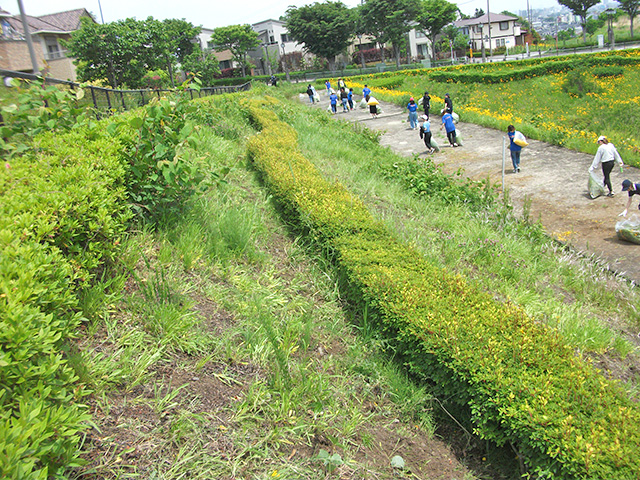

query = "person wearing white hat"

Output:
[[589, 135, 624, 197]]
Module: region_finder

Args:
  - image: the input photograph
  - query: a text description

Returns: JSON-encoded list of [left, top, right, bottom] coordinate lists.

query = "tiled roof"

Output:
[[455, 13, 518, 27], [36, 8, 91, 31], [2, 8, 94, 35]]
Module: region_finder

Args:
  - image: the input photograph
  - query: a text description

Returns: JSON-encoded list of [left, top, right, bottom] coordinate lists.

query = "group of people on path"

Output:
[[588, 135, 640, 216], [315, 84, 640, 216], [407, 92, 456, 150], [321, 79, 355, 114]]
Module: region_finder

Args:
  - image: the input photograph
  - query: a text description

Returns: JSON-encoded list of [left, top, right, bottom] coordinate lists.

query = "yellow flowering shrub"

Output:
[[244, 96, 640, 479]]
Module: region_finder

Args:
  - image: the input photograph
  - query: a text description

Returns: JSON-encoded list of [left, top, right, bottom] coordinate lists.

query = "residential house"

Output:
[[408, 27, 432, 60], [249, 19, 309, 75], [196, 27, 235, 71], [455, 13, 525, 56], [0, 7, 95, 80]]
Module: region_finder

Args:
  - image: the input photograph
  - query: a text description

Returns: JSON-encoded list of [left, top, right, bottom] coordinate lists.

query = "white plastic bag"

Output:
[[588, 171, 606, 199], [452, 112, 460, 123], [454, 128, 463, 146], [615, 214, 640, 244], [514, 131, 528, 147], [430, 137, 440, 152]]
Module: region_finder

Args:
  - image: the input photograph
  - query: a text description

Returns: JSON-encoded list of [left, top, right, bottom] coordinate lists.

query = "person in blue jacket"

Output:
[[329, 90, 338, 114], [347, 88, 354, 110], [507, 125, 522, 173], [407, 97, 418, 130], [362, 84, 371, 102], [440, 111, 457, 147]]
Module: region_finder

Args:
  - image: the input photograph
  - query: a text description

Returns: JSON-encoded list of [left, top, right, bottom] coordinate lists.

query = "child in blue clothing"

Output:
[[362, 85, 371, 101], [419, 115, 434, 153], [347, 88, 354, 110], [507, 125, 522, 173], [407, 97, 418, 130], [441, 111, 457, 147], [329, 91, 338, 114]]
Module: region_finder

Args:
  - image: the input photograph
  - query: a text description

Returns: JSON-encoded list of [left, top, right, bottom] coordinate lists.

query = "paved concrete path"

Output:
[[302, 90, 640, 285]]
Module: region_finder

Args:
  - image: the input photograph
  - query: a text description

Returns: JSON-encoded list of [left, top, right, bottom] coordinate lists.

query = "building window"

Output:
[[474, 25, 482, 33], [500, 21, 509, 31], [416, 30, 426, 38], [462, 27, 469, 35], [280, 33, 289, 43], [269, 35, 275, 44], [44, 36, 62, 59]]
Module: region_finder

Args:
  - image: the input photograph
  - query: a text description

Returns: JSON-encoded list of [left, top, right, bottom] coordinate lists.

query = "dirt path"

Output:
[[311, 94, 640, 285]]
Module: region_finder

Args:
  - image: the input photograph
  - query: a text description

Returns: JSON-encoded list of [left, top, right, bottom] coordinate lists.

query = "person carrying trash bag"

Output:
[[618, 179, 640, 217], [419, 115, 437, 153], [367, 96, 379, 119], [441, 110, 457, 147], [507, 125, 527, 173], [589, 135, 624, 197]]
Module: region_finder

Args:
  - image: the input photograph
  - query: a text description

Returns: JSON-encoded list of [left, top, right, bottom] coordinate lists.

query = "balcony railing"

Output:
[[45, 49, 67, 60]]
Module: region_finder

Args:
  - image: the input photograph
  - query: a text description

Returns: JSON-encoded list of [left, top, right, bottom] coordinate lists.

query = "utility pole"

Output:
[[16, 0, 40, 74], [487, 0, 493, 60], [98, 0, 105, 24]]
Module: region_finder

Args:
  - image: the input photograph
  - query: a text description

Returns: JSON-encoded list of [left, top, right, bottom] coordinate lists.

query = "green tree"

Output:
[[438, 25, 468, 58], [66, 17, 199, 88], [209, 24, 260, 77], [618, 0, 640, 38], [415, 0, 459, 62], [285, 2, 355, 72], [360, 0, 420, 67], [149, 18, 201, 86], [66, 17, 145, 88], [557, 28, 574, 46], [585, 15, 604, 38], [180, 50, 221, 86], [557, 0, 599, 43]]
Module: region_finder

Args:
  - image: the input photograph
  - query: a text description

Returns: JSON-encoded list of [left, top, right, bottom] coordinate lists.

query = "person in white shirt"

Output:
[[589, 135, 624, 197]]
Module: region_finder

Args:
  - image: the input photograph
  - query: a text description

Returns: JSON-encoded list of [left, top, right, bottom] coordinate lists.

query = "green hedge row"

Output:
[[428, 54, 640, 84], [244, 96, 640, 479], [0, 125, 132, 478]]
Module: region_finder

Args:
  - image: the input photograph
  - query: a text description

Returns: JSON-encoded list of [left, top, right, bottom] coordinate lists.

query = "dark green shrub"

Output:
[[592, 66, 624, 77], [561, 68, 602, 97]]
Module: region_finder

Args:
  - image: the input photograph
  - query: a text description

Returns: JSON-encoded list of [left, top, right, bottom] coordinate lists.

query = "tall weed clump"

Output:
[[245, 95, 640, 479]]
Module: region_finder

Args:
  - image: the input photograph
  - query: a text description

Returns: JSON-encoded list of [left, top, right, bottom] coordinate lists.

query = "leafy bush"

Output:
[[108, 77, 219, 221], [142, 69, 170, 89], [0, 119, 131, 477], [380, 157, 496, 210], [0, 80, 94, 160]]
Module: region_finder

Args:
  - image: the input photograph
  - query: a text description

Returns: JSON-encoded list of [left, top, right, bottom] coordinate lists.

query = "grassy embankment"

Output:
[[2, 80, 640, 478]]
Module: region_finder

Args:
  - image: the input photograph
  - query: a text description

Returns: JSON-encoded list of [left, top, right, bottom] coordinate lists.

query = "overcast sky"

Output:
[[13, 0, 564, 29]]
